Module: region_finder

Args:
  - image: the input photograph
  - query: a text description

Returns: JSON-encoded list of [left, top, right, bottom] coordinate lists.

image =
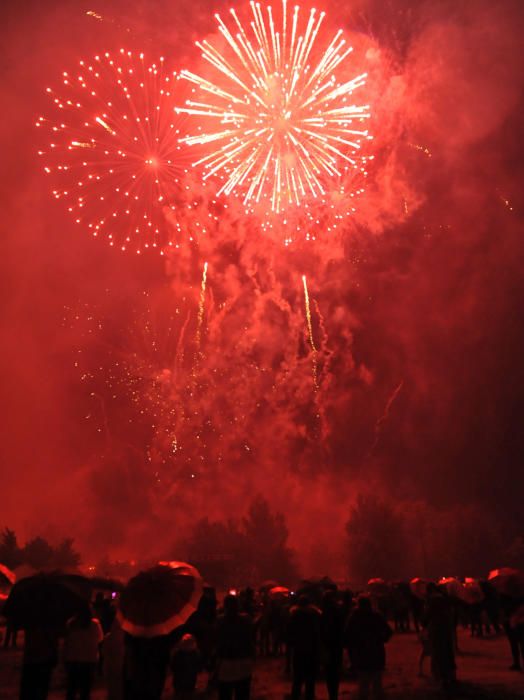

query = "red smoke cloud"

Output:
[[1, 0, 524, 574]]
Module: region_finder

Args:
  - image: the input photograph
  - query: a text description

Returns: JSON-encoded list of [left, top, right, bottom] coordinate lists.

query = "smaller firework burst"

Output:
[[37, 50, 198, 253]]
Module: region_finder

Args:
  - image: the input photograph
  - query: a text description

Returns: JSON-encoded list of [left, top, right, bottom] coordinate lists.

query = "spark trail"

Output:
[[369, 380, 404, 455], [193, 261, 209, 374], [302, 274, 318, 389]]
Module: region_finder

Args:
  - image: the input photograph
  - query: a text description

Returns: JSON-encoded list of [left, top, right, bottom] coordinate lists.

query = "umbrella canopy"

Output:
[[410, 577, 429, 599], [118, 561, 202, 638], [367, 578, 389, 596], [438, 577, 465, 599], [3, 573, 87, 628], [461, 579, 484, 605], [269, 586, 290, 600], [259, 580, 280, 592], [488, 568, 524, 598], [0, 563, 16, 588]]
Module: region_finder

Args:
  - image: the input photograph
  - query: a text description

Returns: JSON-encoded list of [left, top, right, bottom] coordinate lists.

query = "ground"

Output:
[[1, 628, 523, 699]]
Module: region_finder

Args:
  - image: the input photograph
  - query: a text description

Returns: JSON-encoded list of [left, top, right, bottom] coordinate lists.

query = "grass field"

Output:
[[1, 627, 523, 699]]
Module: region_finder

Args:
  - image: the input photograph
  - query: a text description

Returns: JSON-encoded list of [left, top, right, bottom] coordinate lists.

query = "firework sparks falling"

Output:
[[369, 380, 404, 455], [177, 0, 371, 225], [37, 50, 193, 253], [193, 261, 209, 373], [302, 274, 318, 389]]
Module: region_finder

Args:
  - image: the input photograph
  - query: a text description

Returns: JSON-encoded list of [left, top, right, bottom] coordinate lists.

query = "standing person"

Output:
[[321, 590, 345, 700], [423, 585, 456, 692], [216, 594, 256, 700], [19, 625, 60, 700], [123, 634, 172, 700], [63, 603, 104, 700], [103, 617, 125, 700], [170, 633, 200, 700], [345, 596, 393, 700], [287, 595, 321, 700], [500, 595, 524, 671], [186, 587, 218, 681]]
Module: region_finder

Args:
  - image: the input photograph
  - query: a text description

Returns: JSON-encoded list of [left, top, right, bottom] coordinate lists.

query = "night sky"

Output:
[[2, 0, 524, 571]]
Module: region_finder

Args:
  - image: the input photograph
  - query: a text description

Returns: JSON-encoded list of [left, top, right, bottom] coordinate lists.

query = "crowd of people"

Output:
[[2, 575, 524, 700]]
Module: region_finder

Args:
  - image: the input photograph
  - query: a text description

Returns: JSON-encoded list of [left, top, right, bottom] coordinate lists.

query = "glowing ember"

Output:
[[177, 0, 372, 227], [37, 50, 188, 253]]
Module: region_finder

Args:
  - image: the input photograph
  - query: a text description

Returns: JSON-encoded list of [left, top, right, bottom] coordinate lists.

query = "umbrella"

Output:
[[461, 579, 484, 605], [410, 577, 429, 599], [118, 561, 202, 638], [438, 577, 465, 599], [3, 573, 86, 628], [259, 580, 280, 592], [269, 586, 290, 600], [0, 563, 16, 588], [367, 578, 389, 596], [488, 568, 524, 598]]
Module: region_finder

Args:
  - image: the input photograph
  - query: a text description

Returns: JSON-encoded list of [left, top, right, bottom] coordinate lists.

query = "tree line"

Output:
[[0, 529, 81, 571], [2, 492, 523, 586]]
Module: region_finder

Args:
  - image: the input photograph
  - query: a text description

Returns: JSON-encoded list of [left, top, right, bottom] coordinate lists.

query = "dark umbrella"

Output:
[[269, 586, 290, 600], [3, 573, 86, 629], [0, 563, 16, 588], [410, 577, 429, 599], [367, 578, 390, 596], [488, 568, 524, 598], [259, 580, 280, 592], [118, 561, 202, 638]]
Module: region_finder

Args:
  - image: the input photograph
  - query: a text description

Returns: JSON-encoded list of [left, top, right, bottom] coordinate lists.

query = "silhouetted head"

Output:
[[178, 633, 197, 652], [297, 594, 310, 608], [358, 595, 372, 613], [426, 582, 440, 597], [224, 593, 239, 616], [322, 589, 336, 610]]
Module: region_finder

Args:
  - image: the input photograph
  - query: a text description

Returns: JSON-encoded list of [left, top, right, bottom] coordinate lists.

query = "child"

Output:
[[171, 633, 200, 700]]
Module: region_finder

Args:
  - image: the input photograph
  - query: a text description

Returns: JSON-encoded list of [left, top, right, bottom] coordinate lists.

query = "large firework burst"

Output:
[[177, 0, 371, 224], [37, 50, 196, 253]]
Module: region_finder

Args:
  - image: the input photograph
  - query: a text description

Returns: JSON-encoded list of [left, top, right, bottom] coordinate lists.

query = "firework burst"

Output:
[[37, 50, 196, 253], [177, 0, 372, 236]]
